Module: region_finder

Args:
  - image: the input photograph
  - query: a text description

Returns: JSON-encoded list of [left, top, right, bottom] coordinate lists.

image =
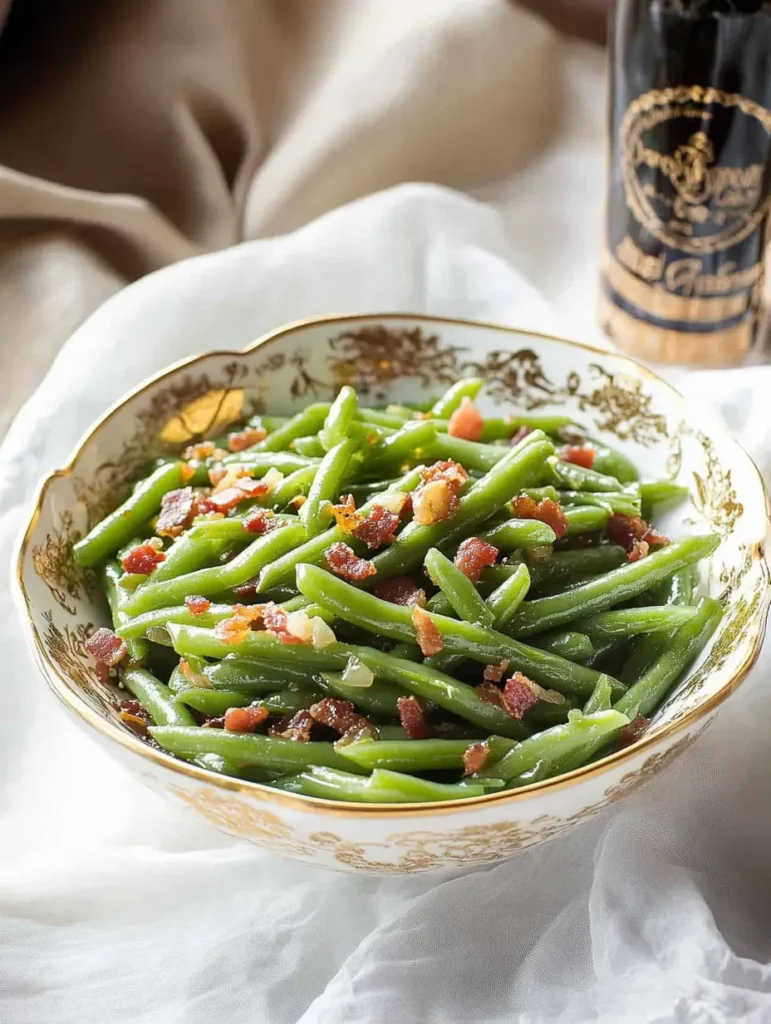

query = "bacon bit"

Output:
[[213, 603, 266, 645], [325, 542, 376, 581], [476, 681, 504, 706], [233, 577, 259, 600], [202, 716, 226, 729], [420, 460, 469, 492], [412, 479, 459, 526], [463, 741, 490, 775], [560, 445, 597, 469], [328, 494, 363, 534], [412, 606, 443, 656], [270, 709, 314, 742], [227, 425, 267, 452], [606, 514, 669, 562], [224, 704, 269, 732], [511, 495, 568, 540], [180, 462, 197, 483], [156, 487, 196, 537], [179, 658, 213, 688], [243, 508, 284, 535], [454, 537, 499, 582], [373, 576, 427, 608], [202, 473, 272, 513], [619, 713, 650, 747], [502, 673, 540, 719], [483, 659, 510, 683], [447, 397, 484, 441], [353, 504, 400, 550], [115, 699, 146, 719], [121, 543, 166, 575], [95, 661, 111, 684], [510, 425, 534, 446], [183, 440, 217, 461], [397, 695, 428, 739], [291, 495, 307, 509], [261, 603, 306, 644], [86, 627, 128, 667], [310, 698, 375, 738], [119, 710, 150, 736], [184, 595, 211, 616]]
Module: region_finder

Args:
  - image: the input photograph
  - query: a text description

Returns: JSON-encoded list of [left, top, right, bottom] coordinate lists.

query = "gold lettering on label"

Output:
[[664, 258, 764, 297], [616, 235, 663, 281], [664, 259, 701, 296]]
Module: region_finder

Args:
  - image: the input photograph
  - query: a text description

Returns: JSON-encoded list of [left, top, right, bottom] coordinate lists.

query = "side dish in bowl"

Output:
[[74, 378, 722, 805], [16, 315, 770, 872]]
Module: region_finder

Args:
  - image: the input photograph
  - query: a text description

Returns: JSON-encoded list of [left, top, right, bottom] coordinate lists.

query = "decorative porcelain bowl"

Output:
[[15, 314, 771, 874]]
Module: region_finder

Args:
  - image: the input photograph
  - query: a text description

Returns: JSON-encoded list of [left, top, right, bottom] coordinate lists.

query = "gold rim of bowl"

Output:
[[15, 313, 771, 817]]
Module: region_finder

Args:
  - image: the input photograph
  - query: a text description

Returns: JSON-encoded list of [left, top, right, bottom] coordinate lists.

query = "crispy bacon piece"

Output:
[[411, 606, 443, 656], [372, 576, 427, 608], [510, 425, 534, 446], [121, 543, 166, 575], [328, 494, 363, 534], [309, 698, 375, 737], [483, 658, 510, 683], [224, 704, 269, 732], [476, 681, 504, 706], [502, 673, 540, 719], [412, 479, 459, 526], [270, 709, 313, 742], [86, 627, 128, 667], [447, 397, 484, 441], [261, 603, 307, 644], [115, 699, 146, 719], [463, 741, 489, 775], [156, 487, 196, 537], [182, 441, 218, 461], [560, 445, 597, 469], [214, 603, 265, 645], [454, 537, 499, 582], [201, 475, 271, 513], [243, 508, 284, 535], [184, 595, 211, 616], [619, 713, 650, 748], [353, 505, 400, 550], [397, 695, 428, 739], [227, 425, 267, 452], [325, 542, 376, 581], [118, 707, 150, 736], [511, 495, 568, 540], [606, 514, 669, 562], [420, 460, 469, 492]]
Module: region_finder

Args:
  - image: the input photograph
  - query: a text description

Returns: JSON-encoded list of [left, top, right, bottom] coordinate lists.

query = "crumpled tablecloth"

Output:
[[1, 184, 770, 1024]]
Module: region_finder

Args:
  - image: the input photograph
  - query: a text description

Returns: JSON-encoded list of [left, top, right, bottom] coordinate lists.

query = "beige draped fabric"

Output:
[[0, 0, 600, 436]]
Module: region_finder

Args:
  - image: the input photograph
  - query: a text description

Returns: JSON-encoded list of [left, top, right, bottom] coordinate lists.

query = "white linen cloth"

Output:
[[2, 181, 771, 1024]]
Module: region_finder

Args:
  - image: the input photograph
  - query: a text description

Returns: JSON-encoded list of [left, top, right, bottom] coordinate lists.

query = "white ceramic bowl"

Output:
[[15, 314, 771, 874]]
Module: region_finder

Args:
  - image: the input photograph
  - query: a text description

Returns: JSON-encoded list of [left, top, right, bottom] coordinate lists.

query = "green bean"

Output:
[[583, 674, 614, 714], [578, 605, 698, 641], [369, 435, 554, 581], [563, 506, 610, 535], [486, 563, 531, 628], [639, 480, 689, 510], [424, 434, 504, 473], [358, 407, 406, 429], [178, 687, 320, 717], [509, 535, 719, 637], [101, 561, 149, 663], [559, 491, 641, 517], [430, 378, 484, 418], [168, 622, 348, 669], [583, 637, 623, 670], [620, 568, 697, 683], [478, 415, 574, 443], [481, 547, 628, 592], [425, 548, 494, 627], [257, 466, 425, 591], [269, 464, 319, 506], [122, 665, 196, 727], [475, 519, 556, 550], [505, 759, 549, 789], [300, 438, 357, 537], [124, 521, 306, 615], [296, 564, 621, 698], [335, 738, 480, 772], [320, 387, 358, 452], [216, 451, 318, 473], [347, 477, 403, 500], [292, 436, 325, 458], [366, 421, 437, 470], [204, 655, 311, 691], [73, 462, 188, 567], [388, 642, 422, 661], [150, 518, 251, 582], [589, 442, 640, 484], [248, 403, 329, 454], [532, 630, 594, 663], [548, 456, 624, 493], [272, 767, 486, 802], [191, 753, 243, 777], [317, 672, 404, 717], [615, 597, 722, 717], [150, 726, 364, 773], [117, 602, 245, 639], [474, 709, 629, 781]]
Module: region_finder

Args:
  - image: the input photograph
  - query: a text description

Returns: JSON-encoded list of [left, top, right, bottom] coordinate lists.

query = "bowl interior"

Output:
[[17, 314, 771, 803]]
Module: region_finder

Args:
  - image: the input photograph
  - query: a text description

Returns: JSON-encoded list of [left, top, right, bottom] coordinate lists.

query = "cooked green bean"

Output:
[[563, 505, 611, 535], [425, 548, 494, 627], [577, 605, 697, 641], [548, 456, 624, 493], [558, 490, 641, 517], [583, 674, 614, 714], [481, 546, 628, 592], [475, 519, 556, 550], [532, 630, 594, 663], [430, 378, 484, 418], [272, 766, 486, 802], [122, 665, 196, 727], [301, 438, 357, 537], [320, 387, 358, 451], [366, 421, 437, 470], [335, 738, 488, 772], [639, 480, 689, 510], [101, 561, 149, 663], [248, 403, 329, 454], [177, 686, 320, 717], [485, 563, 531, 628]]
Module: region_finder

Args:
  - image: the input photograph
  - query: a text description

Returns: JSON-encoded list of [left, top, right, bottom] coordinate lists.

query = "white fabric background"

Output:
[[2, 45, 771, 1024]]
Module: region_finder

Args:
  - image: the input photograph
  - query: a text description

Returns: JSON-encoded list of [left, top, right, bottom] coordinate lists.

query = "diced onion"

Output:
[[311, 616, 337, 649], [342, 656, 374, 688]]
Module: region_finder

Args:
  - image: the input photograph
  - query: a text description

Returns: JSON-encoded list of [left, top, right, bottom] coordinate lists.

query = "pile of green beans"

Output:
[[73, 377, 722, 803]]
